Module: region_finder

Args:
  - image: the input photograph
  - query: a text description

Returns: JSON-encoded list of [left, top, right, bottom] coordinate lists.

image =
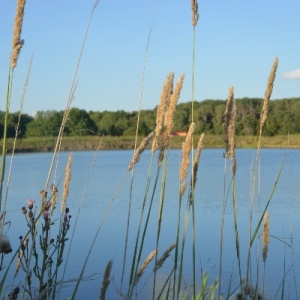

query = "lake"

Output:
[[1, 148, 300, 299]]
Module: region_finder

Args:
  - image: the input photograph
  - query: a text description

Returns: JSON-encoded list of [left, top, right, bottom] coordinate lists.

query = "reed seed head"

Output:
[[262, 211, 270, 263], [158, 74, 185, 164], [192, 133, 205, 188], [180, 122, 195, 196], [61, 153, 72, 213], [260, 57, 279, 133], [191, 0, 199, 27], [100, 260, 113, 300], [154, 243, 176, 271], [128, 132, 154, 170], [223, 86, 235, 159], [134, 249, 157, 285], [11, 0, 26, 69], [152, 72, 174, 153]]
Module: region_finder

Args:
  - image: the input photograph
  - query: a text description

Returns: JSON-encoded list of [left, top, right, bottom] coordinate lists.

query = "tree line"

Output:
[[1, 97, 300, 138]]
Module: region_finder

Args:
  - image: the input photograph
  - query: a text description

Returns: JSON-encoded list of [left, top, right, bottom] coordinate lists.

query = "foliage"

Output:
[[2, 98, 300, 138]]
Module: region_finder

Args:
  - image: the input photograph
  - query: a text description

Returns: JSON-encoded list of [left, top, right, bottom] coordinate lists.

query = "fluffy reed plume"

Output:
[[153, 243, 176, 271], [134, 249, 158, 285], [259, 57, 278, 134], [100, 260, 113, 300], [262, 211, 270, 263], [128, 132, 154, 170], [15, 237, 28, 277], [158, 74, 185, 163], [223, 86, 236, 176], [11, 0, 26, 69], [192, 133, 205, 189], [180, 123, 195, 196], [191, 0, 199, 27], [151, 72, 174, 153], [61, 153, 73, 213]]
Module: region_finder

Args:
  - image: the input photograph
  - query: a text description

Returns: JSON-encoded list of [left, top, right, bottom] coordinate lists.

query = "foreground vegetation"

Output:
[[0, 1, 297, 300]]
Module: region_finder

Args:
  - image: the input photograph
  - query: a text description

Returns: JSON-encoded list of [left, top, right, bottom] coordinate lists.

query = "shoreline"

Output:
[[1, 134, 300, 153]]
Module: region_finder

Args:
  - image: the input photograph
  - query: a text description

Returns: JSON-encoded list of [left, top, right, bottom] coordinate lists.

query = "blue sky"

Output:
[[0, 0, 299, 115]]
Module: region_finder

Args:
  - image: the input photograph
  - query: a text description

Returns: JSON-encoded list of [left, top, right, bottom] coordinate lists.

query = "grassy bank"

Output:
[[1, 134, 300, 153]]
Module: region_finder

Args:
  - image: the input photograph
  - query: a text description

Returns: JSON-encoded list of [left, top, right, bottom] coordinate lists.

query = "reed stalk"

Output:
[[119, 14, 155, 297], [0, 0, 26, 212], [246, 57, 279, 292], [223, 87, 243, 297], [190, 2, 199, 294]]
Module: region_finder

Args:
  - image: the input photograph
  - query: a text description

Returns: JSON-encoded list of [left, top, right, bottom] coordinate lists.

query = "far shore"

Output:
[[1, 135, 300, 153]]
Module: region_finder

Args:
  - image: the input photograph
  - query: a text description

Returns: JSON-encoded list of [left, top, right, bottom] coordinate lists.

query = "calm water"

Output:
[[2, 148, 300, 299]]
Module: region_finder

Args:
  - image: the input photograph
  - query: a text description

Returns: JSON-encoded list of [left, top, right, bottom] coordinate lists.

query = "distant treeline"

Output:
[[1, 98, 300, 138]]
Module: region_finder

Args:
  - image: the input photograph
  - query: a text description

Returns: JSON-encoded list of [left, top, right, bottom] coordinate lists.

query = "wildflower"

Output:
[[28, 211, 33, 219], [27, 199, 34, 209], [21, 206, 27, 214], [43, 211, 49, 221]]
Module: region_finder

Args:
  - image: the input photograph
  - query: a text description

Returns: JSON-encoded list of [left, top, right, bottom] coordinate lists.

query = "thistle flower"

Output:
[[27, 199, 34, 210]]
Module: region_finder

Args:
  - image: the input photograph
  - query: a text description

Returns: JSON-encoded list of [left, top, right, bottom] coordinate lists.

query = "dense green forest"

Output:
[[1, 98, 300, 138]]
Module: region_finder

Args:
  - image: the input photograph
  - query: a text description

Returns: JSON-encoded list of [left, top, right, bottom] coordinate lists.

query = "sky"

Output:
[[0, 0, 299, 115]]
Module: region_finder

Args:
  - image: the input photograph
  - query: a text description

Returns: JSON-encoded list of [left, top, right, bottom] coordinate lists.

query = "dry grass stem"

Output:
[[151, 72, 174, 153], [50, 184, 58, 216], [61, 153, 73, 213], [15, 236, 28, 277], [154, 243, 176, 271], [192, 133, 205, 188], [191, 0, 199, 27], [262, 211, 270, 263], [100, 260, 113, 300], [134, 249, 157, 285], [128, 132, 154, 170], [180, 122, 195, 196], [11, 0, 26, 69], [260, 57, 279, 133]]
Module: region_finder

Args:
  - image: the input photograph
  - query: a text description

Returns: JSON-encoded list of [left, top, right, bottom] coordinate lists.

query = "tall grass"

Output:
[[1, 0, 297, 299]]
